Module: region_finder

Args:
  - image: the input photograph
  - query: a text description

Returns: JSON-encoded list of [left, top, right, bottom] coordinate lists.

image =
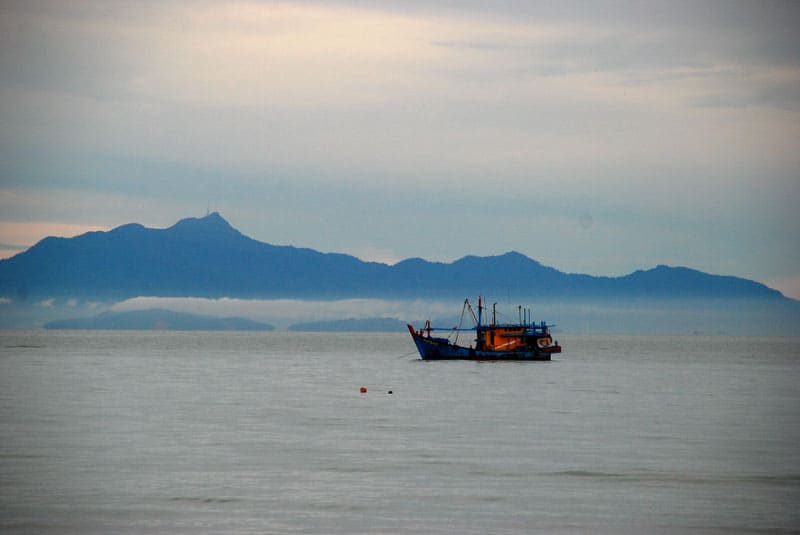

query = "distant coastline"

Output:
[[288, 317, 408, 332], [44, 309, 274, 331]]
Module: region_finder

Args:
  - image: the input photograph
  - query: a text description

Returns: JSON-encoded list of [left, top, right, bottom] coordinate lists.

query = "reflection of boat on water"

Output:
[[407, 297, 562, 361]]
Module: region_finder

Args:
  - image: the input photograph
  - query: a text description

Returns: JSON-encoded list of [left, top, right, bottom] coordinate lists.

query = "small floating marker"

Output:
[[387, 390, 393, 395], [360, 387, 367, 394]]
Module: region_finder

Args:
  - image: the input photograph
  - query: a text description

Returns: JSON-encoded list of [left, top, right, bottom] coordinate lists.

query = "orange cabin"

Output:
[[477, 325, 527, 351]]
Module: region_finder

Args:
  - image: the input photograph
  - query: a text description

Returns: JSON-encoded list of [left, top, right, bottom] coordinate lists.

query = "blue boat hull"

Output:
[[409, 327, 555, 361]]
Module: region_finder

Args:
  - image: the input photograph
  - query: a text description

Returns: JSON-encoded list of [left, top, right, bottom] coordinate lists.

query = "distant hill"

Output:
[[0, 212, 788, 303], [288, 317, 409, 332], [44, 308, 274, 331]]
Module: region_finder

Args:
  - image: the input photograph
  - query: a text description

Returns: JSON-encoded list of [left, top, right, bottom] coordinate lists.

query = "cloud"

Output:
[[765, 273, 800, 301], [0, 221, 107, 244], [2, 1, 797, 194], [692, 78, 800, 111], [0, 220, 109, 258], [36, 298, 55, 308], [0, 1, 798, 303]]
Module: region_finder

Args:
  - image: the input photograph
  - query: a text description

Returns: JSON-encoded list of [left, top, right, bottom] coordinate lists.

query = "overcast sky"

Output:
[[1, 0, 799, 298]]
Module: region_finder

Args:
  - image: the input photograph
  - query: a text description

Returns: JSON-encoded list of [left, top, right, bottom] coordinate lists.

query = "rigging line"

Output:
[[453, 298, 469, 346], [466, 299, 478, 325]]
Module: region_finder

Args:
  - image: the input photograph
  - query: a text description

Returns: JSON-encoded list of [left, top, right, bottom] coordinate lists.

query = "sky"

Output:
[[1, 0, 799, 299]]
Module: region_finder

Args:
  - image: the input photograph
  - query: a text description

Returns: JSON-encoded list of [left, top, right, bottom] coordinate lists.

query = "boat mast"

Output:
[[476, 296, 484, 350]]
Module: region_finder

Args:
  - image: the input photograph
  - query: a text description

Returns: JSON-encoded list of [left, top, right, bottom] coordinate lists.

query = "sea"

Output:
[[1, 330, 798, 534]]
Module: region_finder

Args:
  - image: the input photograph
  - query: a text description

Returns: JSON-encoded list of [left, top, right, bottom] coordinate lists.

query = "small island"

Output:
[[288, 317, 408, 332], [44, 309, 275, 331]]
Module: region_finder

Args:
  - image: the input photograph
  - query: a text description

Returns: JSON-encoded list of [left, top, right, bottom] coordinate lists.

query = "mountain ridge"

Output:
[[0, 212, 788, 303]]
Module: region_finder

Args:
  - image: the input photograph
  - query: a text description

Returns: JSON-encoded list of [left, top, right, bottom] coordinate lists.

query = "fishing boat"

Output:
[[407, 297, 561, 360]]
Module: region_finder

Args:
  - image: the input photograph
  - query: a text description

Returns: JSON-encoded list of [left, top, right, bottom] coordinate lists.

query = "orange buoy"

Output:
[[360, 387, 367, 393]]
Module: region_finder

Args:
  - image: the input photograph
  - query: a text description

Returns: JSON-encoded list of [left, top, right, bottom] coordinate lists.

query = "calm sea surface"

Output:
[[1, 331, 798, 534]]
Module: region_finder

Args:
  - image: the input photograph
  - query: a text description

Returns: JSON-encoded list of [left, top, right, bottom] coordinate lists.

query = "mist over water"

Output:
[[1, 331, 798, 533]]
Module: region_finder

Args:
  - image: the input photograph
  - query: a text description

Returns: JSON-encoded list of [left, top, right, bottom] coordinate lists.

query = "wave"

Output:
[[168, 496, 241, 504], [543, 470, 800, 486]]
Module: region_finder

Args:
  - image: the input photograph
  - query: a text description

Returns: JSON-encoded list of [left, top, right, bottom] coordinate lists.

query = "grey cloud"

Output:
[[1, 0, 798, 296], [753, 81, 800, 110], [426, 0, 800, 72], [0, 4, 154, 102], [431, 24, 787, 82], [692, 80, 800, 111]]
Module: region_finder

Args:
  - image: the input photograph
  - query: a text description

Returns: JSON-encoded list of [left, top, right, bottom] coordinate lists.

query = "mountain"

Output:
[[0, 212, 788, 303], [43, 308, 274, 331], [0, 213, 387, 301]]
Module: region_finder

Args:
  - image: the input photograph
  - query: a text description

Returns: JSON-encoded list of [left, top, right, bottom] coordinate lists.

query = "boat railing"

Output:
[[422, 323, 553, 334]]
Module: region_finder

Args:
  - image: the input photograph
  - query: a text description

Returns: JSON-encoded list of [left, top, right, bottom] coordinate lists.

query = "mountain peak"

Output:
[[202, 211, 226, 224], [168, 212, 243, 238], [172, 211, 227, 227]]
